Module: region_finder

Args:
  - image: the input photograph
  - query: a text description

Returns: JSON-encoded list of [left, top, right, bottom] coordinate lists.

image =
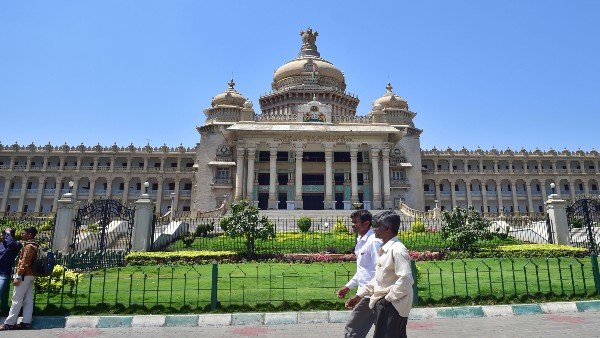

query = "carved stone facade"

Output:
[[1, 29, 598, 215]]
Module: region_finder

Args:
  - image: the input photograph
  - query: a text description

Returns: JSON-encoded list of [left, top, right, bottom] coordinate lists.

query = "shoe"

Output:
[[15, 322, 31, 330], [0, 324, 15, 331]]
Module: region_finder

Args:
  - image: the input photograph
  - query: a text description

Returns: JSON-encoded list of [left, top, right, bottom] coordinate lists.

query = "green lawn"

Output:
[[32, 257, 599, 314], [166, 231, 522, 253]]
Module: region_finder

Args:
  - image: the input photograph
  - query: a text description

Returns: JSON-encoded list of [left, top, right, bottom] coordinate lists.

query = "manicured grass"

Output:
[[32, 257, 599, 314], [166, 231, 523, 253]]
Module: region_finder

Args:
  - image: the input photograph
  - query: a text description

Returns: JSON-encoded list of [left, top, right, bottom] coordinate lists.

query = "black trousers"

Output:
[[373, 298, 408, 338]]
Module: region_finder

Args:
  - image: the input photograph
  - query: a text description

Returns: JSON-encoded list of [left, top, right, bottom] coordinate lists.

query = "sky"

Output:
[[0, 1, 599, 151]]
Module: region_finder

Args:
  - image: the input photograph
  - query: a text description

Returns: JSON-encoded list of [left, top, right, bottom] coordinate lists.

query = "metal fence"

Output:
[[25, 257, 600, 314], [153, 215, 553, 254]]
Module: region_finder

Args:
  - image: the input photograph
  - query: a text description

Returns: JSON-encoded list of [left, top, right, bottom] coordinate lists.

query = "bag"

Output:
[[29, 243, 56, 277]]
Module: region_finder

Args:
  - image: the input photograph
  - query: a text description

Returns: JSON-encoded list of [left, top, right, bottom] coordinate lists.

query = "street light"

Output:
[[550, 182, 556, 195], [143, 181, 149, 195], [434, 199, 439, 209], [68, 181, 74, 194]]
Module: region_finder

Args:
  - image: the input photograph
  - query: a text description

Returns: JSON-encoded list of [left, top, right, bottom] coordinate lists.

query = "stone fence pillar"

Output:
[[131, 193, 155, 251], [545, 193, 570, 245], [52, 193, 77, 253]]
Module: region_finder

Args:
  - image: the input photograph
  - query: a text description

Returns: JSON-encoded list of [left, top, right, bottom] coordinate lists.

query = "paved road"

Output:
[[2, 312, 600, 338]]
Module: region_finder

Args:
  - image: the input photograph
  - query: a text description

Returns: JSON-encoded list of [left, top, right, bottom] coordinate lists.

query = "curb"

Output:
[[2, 300, 599, 329]]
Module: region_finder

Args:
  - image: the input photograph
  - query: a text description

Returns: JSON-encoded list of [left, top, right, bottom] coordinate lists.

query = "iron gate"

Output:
[[71, 199, 135, 253], [567, 198, 600, 253]]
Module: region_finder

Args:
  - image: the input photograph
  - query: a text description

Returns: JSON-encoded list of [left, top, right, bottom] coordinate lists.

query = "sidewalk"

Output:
[[1, 300, 599, 333]]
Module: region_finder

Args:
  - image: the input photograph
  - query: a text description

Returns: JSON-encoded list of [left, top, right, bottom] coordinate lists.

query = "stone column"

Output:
[[0, 180, 10, 213], [235, 147, 245, 201], [122, 179, 130, 204], [52, 178, 62, 212], [93, 157, 99, 171], [584, 181, 590, 195], [482, 183, 488, 214], [324, 143, 334, 210], [25, 157, 31, 171], [156, 180, 164, 213], [131, 193, 155, 251], [541, 183, 548, 205], [34, 179, 44, 213], [466, 180, 473, 208], [17, 179, 27, 213], [88, 179, 96, 203], [382, 146, 392, 209], [545, 194, 570, 245], [294, 143, 303, 209], [173, 180, 180, 212], [52, 192, 77, 253], [370, 147, 381, 209], [450, 180, 457, 209], [268, 145, 278, 209], [526, 180, 534, 215], [350, 144, 359, 203], [511, 181, 518, 214], [246, 147, 256, 203], [496, 181, 504, 213], [569, 181, 576, 199]]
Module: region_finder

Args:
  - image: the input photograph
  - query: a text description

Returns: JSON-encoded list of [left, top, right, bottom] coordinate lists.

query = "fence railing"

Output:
[[24, 256, 600, 314], [154, 215, 553, 253]]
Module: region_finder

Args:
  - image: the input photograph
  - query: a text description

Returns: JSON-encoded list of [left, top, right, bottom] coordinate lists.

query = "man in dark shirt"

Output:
[[0, 227, 22, 314]]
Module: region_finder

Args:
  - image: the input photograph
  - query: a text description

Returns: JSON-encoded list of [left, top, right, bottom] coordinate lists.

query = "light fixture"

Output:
[[144, 181, 149, 194], [550, 182, 556, 195], [68, 181, 74, 194]]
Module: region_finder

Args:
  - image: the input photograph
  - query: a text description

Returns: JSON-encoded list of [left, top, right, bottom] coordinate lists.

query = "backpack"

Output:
[[29, 243, 56, 277]]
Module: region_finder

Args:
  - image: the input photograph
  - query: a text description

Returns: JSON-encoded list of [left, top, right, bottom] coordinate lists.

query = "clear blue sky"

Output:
[[1, 1, 598, 151]]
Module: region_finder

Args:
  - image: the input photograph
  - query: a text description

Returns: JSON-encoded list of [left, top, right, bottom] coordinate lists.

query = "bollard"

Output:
[[591, 254, 600, 295], [211, 259, 218, 310], [410, 260, 419, 306]]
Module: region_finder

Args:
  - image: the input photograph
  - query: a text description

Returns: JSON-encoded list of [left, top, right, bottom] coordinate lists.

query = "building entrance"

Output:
[[302, 193, 324, 210]]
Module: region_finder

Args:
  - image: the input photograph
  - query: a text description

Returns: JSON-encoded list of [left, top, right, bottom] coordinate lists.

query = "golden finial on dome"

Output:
[[228, 79, 235, 90], [386, 82, 393, 93]]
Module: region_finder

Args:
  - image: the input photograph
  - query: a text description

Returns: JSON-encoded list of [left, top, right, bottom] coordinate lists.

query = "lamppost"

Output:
[[550, 182, 556, 195], [68, 181, 74, 195], [143, 181, 149, 196], [434, 199, 439, 210]]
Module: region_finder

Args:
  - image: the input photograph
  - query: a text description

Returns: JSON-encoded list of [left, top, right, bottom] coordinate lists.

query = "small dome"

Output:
[[211, 79, 247, 107], [373, 83, 408, 110]]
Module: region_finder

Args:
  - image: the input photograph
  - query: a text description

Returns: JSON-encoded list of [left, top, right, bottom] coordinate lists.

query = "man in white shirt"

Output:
[[337, 209, 382, 338], [347, 210, 414, 338]]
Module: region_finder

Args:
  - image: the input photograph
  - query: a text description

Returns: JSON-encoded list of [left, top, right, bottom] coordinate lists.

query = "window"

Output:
[[119, 183, 125, 190], [334, 173, 344, 185], [536, 184, 541, 192], [138, 162, 144, 168], [216, 168, 230, 179], [278, 173, 288, 185], [152, 183, 158, 190], [257, 173, 269, 185], [564, 184, 570, 191], [184, 183, 192, 190], [171, 162, 177, 167], [27, 182, 32, 189], [277, 151, 288, 162], [454, 184, 459, 191], [592, 184, 598, 190], [391, 171, 402, 181], [424, 184, 430, 191], [154, 163, 160, 168], [258, 151, 269, 162], [136, 183, 141, 190], [168, 183, 175, 190], [579, 184, 584, 190], [182, 206, 190, 212], [439, 184, 444, 192]]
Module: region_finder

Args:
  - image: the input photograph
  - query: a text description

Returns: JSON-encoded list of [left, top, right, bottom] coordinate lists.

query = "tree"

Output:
[[441, 206, 492, 251], [219, 200, 275, 257]]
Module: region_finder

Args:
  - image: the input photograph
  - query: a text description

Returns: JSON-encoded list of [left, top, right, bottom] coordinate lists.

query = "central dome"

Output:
[[272, 28, 346, 91]]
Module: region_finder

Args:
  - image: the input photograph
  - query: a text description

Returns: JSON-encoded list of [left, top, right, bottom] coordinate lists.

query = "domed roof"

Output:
[[271, 28, 346, 91], [211, 79, 247, 107], [373, 83, 408, 109]]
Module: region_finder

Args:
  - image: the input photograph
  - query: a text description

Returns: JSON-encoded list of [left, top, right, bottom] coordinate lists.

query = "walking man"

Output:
[[346, 211, 414, 338], [0, 227, 38, 331], [337, 209, 382, 338], [0, 227, 22, 314]]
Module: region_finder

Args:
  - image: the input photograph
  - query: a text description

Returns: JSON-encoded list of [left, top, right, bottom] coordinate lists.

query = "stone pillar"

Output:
[[511, 181, 518, 214], [350, 144, 359, 203], [382, 146, 392, 209], [173, 181, 180, 212], [131, 193, 155, 251], [541, 183, 548, 206], [526, 181, 534, 215], [324, 143, 334, 210], [294, 144, 303, 209], [34, 179, 44, 213], [156, 180, 164, 213], [268, 145, 278, 209], [122, 179, 130, 204], [246, 148, 256, 203], [52, 192, 77, 253], [235, 147, 245, 201], [466, 181, 473, 208], [496, 181, 504, 213], [52, 178, 62, 212], [0, 180, 10, 213], [450, 180, 457, 209], [482, 183, 488, 214], [88, 180, 96, 203], [545, 194, 570, 245], [370, 147, 381, 209], [17, 179, 27, 213], [569, 181, 576, 199]]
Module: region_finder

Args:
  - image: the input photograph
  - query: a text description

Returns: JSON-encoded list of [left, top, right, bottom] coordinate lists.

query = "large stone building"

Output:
[[1, 29, 599, 216]]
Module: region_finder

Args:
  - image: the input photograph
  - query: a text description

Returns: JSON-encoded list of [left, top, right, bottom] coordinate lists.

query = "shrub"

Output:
[[195, 221, 215, 237], [181, 234, 195, 248], [444, 244, 588, 259], [570, 217, 584, 229], [333, 219, 349, 233], [220, 200, 275, 257], [441, 207, 492, 250], [411, 218, 426, 233], [125, 250, 239, 265], [35, 265, 80, 294], [297, 217, 312, 233]]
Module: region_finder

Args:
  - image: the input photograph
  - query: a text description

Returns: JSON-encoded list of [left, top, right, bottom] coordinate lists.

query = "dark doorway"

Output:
[[335, 193, 344, 210], [303, 194, 324, 210], [258, 193, 268, 210], [278, 193, 287, 210]]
